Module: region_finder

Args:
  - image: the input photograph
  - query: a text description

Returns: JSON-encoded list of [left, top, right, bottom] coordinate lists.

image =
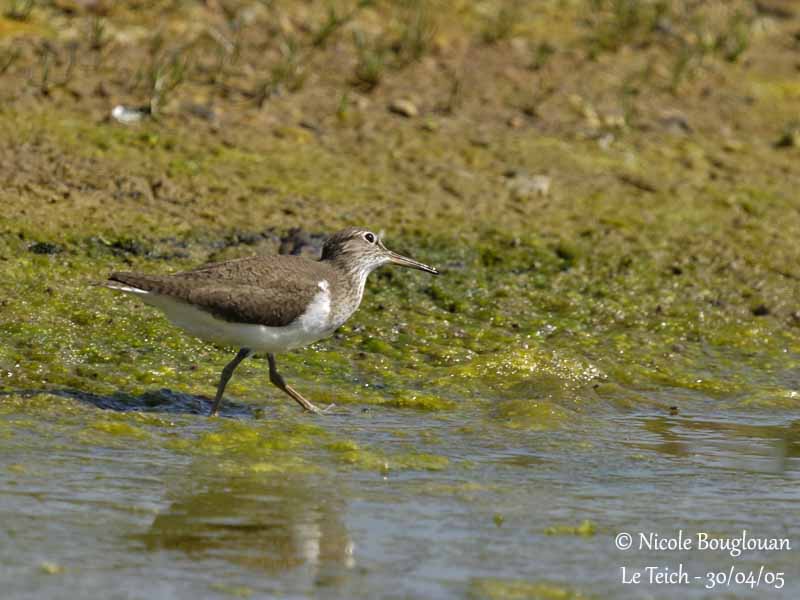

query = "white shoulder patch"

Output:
[[299, 282, 332, 332]]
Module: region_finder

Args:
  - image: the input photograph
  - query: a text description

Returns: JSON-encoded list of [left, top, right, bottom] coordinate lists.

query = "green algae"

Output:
[[191, 421, 328, 456], [209, 583, 254, 598], [491, 398, 571, 431], [544, 520, 597, 537], [162, 421, 323, 473], [394, 452, 449, 471], [470, 578, 591, 600], [85, 419, 151, 440], [734, 387, 800, 410], [6, 174, 800, 422], [384, 392, 456, 411], [0, 394, 83, 419], [326, 438, 449, 472], [327, 440, 389, 471], [38, 562, 65, 576], [402, 480, 488, 501]]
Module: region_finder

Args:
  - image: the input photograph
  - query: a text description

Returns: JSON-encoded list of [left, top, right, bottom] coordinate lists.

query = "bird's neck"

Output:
[[337, 258, 372, 299], [326, 258, 373, 323]]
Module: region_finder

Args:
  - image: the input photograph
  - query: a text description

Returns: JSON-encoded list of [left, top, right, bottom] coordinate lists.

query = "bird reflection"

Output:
[[139, 472, 354, 574]]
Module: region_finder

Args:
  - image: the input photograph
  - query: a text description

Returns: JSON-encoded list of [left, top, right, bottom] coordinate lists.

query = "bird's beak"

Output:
[[385, 250, 439, 275]]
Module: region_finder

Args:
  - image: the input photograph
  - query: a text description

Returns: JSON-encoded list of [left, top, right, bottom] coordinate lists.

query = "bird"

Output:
[[104, 227, 439, 416]]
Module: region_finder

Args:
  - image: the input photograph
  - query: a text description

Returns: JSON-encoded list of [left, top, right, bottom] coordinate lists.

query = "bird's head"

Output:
[[321, 228, 439, 276]]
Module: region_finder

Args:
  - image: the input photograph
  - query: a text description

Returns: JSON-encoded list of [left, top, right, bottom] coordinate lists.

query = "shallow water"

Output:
[[0, 384, 797, 599]]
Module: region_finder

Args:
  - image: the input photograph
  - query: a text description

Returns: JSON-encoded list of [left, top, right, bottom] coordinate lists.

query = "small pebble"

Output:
[[389, 99, 419, 118], [111, 105, 149, 124], [507, 174, 551, 200]]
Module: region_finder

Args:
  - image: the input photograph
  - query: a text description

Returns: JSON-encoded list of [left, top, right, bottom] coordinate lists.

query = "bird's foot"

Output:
[[306, 402, 336, 415]]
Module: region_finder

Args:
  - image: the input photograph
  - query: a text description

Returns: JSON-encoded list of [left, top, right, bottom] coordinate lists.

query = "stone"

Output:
[[659, 111, 692, 134], [111, 105, 148, 124], [507, 174, 551, 200], [389, 98, 419, 118]]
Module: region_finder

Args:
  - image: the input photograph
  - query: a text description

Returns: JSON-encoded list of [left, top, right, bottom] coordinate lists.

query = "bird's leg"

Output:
[[210, 348, 252, 416], [267, 353, 334, 414]]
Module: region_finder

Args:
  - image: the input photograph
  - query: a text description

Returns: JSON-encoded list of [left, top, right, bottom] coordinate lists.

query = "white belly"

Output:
[[113, 283, 335, 353]]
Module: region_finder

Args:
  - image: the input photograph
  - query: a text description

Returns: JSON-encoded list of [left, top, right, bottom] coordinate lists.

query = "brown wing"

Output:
[[183, 283, 319, 326], [109, 255, 330, 326]]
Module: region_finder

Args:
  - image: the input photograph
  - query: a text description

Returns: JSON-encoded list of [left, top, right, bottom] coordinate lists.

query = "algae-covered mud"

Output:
[[1, 1, 799, 598]]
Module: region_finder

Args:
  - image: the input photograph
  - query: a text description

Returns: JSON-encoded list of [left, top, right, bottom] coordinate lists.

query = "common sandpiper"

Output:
[[105, 228, 439, 416]]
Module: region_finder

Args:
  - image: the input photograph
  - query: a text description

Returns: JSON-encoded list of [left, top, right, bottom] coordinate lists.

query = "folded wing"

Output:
[[109, 256, 326, 327]]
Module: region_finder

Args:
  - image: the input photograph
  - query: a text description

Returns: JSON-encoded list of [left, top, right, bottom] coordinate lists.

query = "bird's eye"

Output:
[[364, 232, 376, 244]]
